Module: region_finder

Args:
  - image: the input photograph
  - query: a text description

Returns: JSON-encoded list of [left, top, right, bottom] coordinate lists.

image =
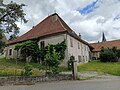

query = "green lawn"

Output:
[[0, 58, 44, 76], [0, 58, 44, 69], [78, 60, 120, 76]]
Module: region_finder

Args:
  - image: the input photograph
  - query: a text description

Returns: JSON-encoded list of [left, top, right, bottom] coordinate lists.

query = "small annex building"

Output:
[[91, 40, 120, 59]]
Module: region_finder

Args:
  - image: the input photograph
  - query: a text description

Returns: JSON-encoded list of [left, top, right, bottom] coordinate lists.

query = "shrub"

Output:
[[23, 63, 33, 76], [51, 67, 61, 74], [67, 55, 75, 70], [100, 48, 117, 62]]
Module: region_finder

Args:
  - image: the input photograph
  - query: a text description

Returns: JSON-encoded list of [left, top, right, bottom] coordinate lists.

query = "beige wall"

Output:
[[38, 34, 66, 47], [6, 44, 17, 59], [67, 34, 90, 65], [38, 34, 68, 66], [6, 33, 91, 66]]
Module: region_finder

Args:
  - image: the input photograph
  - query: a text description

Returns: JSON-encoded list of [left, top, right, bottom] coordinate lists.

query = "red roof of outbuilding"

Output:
[[91, 40, 120, 52]]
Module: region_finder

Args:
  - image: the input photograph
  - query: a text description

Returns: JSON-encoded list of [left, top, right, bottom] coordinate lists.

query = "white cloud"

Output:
[[4, 0, 120, 42]]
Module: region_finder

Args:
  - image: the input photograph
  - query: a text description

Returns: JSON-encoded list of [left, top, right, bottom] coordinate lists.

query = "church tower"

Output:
[[102, 32, 106, 42]]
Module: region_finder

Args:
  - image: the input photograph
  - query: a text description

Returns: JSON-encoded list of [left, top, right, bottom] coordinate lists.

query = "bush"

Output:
[[67, 55, 75, 70], [23, 63, 33, 76], [68, 60, 72, 70], [51, 67, 61, 74], [100, 48, 117, 62]]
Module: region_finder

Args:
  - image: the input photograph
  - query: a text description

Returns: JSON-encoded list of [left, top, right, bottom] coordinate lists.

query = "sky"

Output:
[[4, 0, 120, 43]]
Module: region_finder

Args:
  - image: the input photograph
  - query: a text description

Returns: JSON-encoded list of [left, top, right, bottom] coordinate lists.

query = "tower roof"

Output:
[[102, 32, 106, 42]]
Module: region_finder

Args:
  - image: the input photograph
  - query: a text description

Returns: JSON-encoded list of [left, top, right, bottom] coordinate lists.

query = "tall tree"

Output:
[[0, 0, 27, 50], [9, 34, 18, 40], [0, 0, 27, 34]]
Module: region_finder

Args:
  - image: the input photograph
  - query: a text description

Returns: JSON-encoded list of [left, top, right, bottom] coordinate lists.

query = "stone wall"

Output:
[[0, 74, 72, 85]]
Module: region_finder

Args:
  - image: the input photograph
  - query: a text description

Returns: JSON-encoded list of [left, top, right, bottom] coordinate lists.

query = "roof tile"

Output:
[[91, 40, 120, 52]]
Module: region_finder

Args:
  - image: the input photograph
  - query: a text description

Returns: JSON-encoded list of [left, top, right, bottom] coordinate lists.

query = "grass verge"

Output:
[[78, 60, 120, 76]]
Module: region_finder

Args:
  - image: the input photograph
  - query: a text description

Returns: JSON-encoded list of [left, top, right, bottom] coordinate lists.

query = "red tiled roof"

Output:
[[91, 40, 120, 52], [8, 13, 93, 49], [8, 13, 66, 44]]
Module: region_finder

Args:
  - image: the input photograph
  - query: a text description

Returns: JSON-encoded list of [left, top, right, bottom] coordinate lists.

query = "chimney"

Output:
[[79, 33, 81, 38], [32, 26, 34, 28], [52, 13, 58, 22]]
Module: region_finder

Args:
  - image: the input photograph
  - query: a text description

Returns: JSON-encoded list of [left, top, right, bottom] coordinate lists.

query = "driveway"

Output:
[[0, 79, 120, 90]]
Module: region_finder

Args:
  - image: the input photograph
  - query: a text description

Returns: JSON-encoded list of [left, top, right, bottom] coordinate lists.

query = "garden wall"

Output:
[[0, 74, 72, 85]]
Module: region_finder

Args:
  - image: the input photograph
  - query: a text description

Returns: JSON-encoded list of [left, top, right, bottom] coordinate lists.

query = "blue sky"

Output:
[[80, 0, 99, 15]]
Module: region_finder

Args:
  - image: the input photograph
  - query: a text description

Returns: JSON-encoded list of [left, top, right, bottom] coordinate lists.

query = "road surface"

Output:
[[0, 79, 120, 90]]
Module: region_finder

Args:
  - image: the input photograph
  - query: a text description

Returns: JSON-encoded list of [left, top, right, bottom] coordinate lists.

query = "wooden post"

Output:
[[72, 60, 78, 80]]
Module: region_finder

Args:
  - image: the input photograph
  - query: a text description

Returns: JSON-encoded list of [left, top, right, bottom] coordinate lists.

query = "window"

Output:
[[83, 56, 85, 62], [85, 45, 86, 51], [9, 49, 12, 56], [78, 42, 80, 49], [70, 38, 73, 47], [86, 56, 87, 61], [40, 41, 45, 49], [78, 55, 81, 63]]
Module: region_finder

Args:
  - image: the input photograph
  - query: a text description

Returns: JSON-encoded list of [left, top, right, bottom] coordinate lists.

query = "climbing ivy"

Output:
[[15, 40, 67, 64], [15, 40, 40, 62]]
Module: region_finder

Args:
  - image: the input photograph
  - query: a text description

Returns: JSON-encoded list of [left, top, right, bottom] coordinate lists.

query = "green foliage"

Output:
[[9, 34, 18, 40], [117, 49, 120, 58], [100, 48, 117, 62], [51, 67, 61, 74], [0, 33, 3, 39], [67, 60, 72, 70], [41, 40, 67, 62], [45, 46, 61, 74], [23, 63, 33, 76], [54, 40, 67, 60], [0, 0, 27, 51], [100, 47, 120, 62], [0, 40, 5, 53], [0, 69, 22, 76], [67, 55, 75, 70], [15, 40, 66, 70], [0, 0, 27, 35], [15, 40, 40, 62], [0, 58, 44, 76]]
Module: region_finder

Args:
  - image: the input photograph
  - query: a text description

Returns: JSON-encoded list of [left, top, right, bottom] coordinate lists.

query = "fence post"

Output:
[[71, 60, 78, 80]]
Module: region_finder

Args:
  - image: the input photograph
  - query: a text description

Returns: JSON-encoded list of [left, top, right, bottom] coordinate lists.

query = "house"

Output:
[[6, 13, 93, 66], [91, 40, 120, 59]]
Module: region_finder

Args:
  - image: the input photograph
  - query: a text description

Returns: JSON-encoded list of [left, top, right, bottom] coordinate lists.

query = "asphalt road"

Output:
[[0, 79, 120, 90]]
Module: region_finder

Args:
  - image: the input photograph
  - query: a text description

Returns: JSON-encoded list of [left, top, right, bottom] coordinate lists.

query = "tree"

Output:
[[0, 0, 27, 50], [45, 45, 60, 74], [0, 40, 5, 53], [9, 34, 18, 40], [0, 0, 27, 34], [100, 47, 118, 62]]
